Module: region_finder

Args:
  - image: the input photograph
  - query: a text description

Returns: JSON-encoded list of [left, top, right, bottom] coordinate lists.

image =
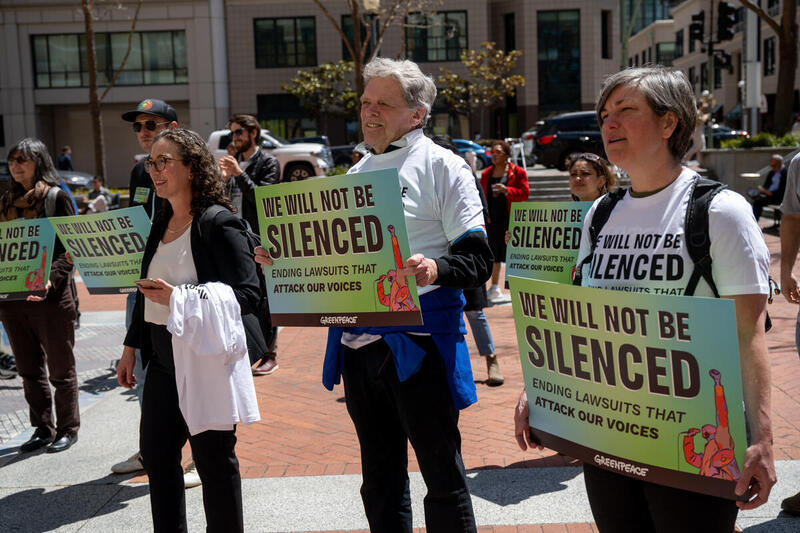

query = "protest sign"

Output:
[[506, 201, 591, 284], [255, 169, 421, 326], [50, 207, 150, 294], [510, 276, 747, 500], [0, 218, 56, 300]]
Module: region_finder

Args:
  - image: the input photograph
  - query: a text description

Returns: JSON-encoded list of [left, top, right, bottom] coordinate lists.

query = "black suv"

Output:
[[532, 111, 605, 170]]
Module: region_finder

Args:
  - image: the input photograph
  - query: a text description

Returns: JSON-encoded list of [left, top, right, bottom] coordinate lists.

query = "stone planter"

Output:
[[700, 146, 799, 197]]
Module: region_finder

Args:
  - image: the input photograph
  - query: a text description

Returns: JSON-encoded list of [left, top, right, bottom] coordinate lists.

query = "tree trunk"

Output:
[[81, 0, 107, 180], [774, 3, 798, 135]]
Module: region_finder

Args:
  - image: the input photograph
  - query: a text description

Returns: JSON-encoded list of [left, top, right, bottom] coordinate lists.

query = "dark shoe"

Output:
[[781, 491, 800, 516], [20, 431, 54, 453], [46, 433, 77, 453], [252, 358, 278, 376], [0, 352, 17, 379]]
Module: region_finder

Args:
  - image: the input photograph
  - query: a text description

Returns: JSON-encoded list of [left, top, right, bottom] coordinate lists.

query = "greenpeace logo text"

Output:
[[594, 454, 649, 477]]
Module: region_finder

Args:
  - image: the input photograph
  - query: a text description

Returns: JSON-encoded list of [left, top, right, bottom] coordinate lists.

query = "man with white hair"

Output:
[[324, 58, 492, 531]]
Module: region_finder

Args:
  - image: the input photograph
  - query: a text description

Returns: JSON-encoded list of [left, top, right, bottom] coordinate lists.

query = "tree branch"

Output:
[[739, 0, 782, 36], [313, 0, 357, 63], [99, 0, 143, 102]]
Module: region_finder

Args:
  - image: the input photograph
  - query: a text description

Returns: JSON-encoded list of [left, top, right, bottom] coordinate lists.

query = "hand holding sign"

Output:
[[399, 253, 438, 288]]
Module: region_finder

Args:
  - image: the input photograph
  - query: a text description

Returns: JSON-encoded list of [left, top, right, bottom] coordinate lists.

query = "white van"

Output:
[[207, 129, 333, 181]]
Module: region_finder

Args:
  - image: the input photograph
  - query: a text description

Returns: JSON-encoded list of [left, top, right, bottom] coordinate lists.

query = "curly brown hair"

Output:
[[152, 128, 233, 216]]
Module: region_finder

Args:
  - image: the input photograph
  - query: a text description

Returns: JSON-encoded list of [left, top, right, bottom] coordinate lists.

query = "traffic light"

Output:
[[717, 1, 737, 42], [689, 11, 705, 45]]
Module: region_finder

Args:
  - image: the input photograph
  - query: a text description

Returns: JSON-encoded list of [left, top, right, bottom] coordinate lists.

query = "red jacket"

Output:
[[480, 162, 530, 213]]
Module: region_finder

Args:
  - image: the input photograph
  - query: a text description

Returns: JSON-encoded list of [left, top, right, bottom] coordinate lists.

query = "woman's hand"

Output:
[[26, 281, 51, 302], [493, 183, 508, 195], [139, 278, 174, 306], [254, 246, 274, 266], [117, 346, 137, 388], [514, 388, 543, 451]]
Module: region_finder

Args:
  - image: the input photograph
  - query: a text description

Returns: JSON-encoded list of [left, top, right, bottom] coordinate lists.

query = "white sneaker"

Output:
[[487, 286, 503, 301], [183, 462, 202, 488], [111, 452, 144, 474]]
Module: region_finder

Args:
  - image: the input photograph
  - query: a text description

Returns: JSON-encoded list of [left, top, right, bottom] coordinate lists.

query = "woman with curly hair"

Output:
[[1, 138, 78, 453], [117, 128, 261, 532]]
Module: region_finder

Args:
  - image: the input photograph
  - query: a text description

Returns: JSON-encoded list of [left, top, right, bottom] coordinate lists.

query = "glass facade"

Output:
[[32, 31, 187, 89], [254, 17, 316, 68], [624, 0, 671, 37], [656, 42, 675, 66], [763, 37, 776, 76], [537, 10, 580, 113], [405, 11, 467, 62]]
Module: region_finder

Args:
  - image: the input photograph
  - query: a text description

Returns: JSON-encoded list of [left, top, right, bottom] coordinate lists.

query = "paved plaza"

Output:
[[1, 229, 799, 532]]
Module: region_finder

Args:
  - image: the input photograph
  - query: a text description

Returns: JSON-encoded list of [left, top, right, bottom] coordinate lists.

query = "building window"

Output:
[[714, 62, 722, 88], [641, 50, 646, 65], [342, 14, 376, 61], [674, 30, 684, 58], [601, 10, 612, 59], [625, 0, 671, 36], [763, 37, 776, 76], [689, 29, 696, 54], [537, 10, 580, 113], [688, 66, 696, 91], [767, 0, 780, 17], [254, 17, 316, 68], [504, 13, 516, 51], [257, 93, 310, 139], [405, 11, 467, 62], [31, 31, 187, 88], [656, 42, 675, 66]]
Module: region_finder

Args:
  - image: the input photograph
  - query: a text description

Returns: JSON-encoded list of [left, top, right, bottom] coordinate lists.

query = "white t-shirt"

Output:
[[576, 168, 769, 297], [348, 128, 485, 296], [145, 228, 199, 325], [342, 128, 484, 349]]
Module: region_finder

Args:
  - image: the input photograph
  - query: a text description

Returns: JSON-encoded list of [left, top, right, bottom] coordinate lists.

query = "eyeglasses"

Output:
[[574, 152, 602, 162], [231, 128, 248, 137], [144, 155, 182, 173], [132, 120, 170, 133], [7, 155, 29, 165]]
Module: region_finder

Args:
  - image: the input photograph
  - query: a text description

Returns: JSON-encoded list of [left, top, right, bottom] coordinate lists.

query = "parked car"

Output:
[[452, 139, 492, 170], [532, 111, 605, 170], [289, 135, 357, 168], [711, 123, 749, 148], [521, 120, 545, 160], [57, 170, 93, 192], [208, 129, 334, 182]]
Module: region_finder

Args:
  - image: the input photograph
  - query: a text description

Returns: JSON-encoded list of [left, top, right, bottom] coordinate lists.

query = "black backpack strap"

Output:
[[573, 188, 627, 286], [683, 175, 727, 297]]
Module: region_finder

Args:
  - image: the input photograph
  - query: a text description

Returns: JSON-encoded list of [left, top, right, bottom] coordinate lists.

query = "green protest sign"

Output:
[[0, 218, 56, 300], [255, 169, 422, 326], [506, 201, 592, 284], [49, 207, 151, 295], [510, 276, 747, 500]]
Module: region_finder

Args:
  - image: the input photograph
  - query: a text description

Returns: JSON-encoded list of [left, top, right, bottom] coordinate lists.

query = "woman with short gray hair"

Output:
[[581, 66, 774, 531]]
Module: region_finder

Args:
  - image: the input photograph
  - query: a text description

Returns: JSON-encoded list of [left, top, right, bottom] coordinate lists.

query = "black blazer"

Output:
[[124, 203, 261, 368], [762, 166, 788, 203]]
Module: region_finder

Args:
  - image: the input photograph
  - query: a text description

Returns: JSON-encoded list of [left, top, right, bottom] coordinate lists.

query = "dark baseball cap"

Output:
[[121, 99, 178, 122]]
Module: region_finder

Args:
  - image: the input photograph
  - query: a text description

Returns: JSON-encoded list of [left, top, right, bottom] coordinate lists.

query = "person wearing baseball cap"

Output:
[[111, 99, 200, 487]]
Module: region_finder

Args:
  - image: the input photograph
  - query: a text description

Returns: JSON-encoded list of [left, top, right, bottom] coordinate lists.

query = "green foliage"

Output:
[[437, 41, 525, 115], [721, 132, 800, 149], [327, 165, 351, 176], [282, 61, 359, 121]]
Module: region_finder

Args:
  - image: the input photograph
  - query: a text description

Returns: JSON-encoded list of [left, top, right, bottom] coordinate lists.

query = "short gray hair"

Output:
[[771, 154, 784, 163], [596, 66, 696, 162], [363, 57, 436, 128]]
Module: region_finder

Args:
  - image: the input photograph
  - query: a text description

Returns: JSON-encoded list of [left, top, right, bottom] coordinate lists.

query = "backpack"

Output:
[[573, 175, 772, 331], [198, 205, 273, 349], [44, 186, 60, 217]]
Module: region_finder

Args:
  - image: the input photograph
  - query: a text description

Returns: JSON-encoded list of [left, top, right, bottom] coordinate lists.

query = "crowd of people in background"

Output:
[[0, 57, 796, 532]]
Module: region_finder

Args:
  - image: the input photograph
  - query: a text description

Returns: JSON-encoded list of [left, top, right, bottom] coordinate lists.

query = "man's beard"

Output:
[[235, 137, 253, 153]]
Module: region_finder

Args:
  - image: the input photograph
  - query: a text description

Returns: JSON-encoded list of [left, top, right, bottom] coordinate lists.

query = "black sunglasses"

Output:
[[132, 120, 170, 133], [8, 155, 29, 165], [231, 128, 248, 137]]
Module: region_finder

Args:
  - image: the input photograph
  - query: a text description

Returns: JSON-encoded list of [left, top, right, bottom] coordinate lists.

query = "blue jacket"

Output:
[[323, 286, 477, 410]]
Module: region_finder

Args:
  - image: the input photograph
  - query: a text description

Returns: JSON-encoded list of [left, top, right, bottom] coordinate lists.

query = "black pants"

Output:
[[583, 464, 739, 533], [140, 325, 243, 533], [342, 337, 476, 533], [752, 195, 776, 222]]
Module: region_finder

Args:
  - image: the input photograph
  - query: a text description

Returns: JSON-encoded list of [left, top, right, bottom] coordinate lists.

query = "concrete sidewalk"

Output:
[[1, 229, 800, 531], [1, 383, 798, 532]]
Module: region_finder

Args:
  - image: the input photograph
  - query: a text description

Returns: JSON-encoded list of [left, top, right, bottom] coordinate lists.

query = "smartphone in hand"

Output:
[[134, 278, 162, 290]]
